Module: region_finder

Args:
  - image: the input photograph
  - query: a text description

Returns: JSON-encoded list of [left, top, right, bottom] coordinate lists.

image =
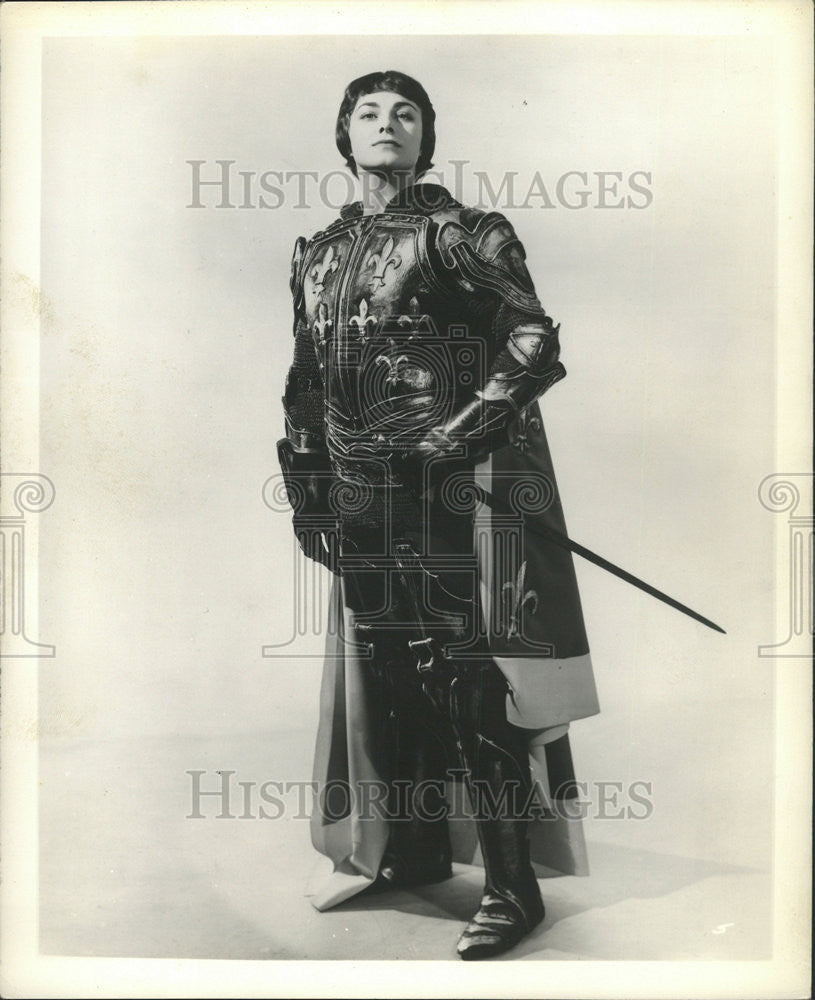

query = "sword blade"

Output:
[[472, 483, 726, 635]]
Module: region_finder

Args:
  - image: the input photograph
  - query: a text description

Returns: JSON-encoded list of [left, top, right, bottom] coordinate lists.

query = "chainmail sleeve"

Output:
[[282, 236, 327, 455], [282, 314, 328, 454], [276, 237, 338, 571]]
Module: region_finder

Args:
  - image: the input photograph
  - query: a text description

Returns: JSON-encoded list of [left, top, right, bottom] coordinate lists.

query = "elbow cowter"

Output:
[[477, 318, 564, 404], [434, 316, 565, 459]]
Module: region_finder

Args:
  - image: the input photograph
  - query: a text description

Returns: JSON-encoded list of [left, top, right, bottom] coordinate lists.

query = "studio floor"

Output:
[[39, 720, 772, 962]]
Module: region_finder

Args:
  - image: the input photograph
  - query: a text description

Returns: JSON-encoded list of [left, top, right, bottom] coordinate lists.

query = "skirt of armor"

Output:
[[335, 458, 513, 777]]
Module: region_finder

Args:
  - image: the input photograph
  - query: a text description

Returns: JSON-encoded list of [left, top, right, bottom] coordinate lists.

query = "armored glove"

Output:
[[395, 319, 566, 493], [276, 438, 340, 575]]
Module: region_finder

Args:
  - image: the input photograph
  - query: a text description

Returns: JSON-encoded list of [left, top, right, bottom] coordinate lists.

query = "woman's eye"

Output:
[[398, 113, 414, 122], [360, 112, 376, 120]]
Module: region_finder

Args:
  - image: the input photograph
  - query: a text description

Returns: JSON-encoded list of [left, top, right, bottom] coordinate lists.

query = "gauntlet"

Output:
[[397, 317, 565, 487], [276, 438, 340, 574]]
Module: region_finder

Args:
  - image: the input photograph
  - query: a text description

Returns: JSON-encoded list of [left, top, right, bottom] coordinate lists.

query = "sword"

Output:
[[469, 482, 726, 635]]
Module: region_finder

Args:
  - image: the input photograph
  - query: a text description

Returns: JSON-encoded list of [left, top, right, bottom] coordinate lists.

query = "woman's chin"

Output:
[[358, 155, 411, 175]]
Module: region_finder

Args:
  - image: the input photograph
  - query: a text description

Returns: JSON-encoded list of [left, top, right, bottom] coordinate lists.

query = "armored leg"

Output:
[[341, 530, 455, 892], [365, 673, 454, 893], [341, 524, 544, 957], [443, 663, 545, 959], [383, 536, 545, 958]]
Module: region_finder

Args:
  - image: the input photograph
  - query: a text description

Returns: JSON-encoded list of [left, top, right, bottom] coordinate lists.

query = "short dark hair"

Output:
[[335, 70, 436, 178]]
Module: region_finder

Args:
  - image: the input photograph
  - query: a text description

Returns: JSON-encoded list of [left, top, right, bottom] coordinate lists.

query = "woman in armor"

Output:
[[277, 70, 599, 960]]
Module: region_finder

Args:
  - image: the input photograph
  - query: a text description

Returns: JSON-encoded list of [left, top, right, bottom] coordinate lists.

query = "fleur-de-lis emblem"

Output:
[[511, 406, 542, 454], [501, 560, 539, 640], [375, 352, 410, 385], [313, 301, 332, 346], [310, 245, 339, 294], [350, 298, 377, 342], [397, 296, 424, 336], [365, 236, 401, 290]]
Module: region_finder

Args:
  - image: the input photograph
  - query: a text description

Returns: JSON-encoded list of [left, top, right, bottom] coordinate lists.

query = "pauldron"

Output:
[[434, 207, 543, 314]]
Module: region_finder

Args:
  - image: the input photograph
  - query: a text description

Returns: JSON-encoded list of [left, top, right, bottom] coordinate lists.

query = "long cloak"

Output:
[[307, 408, 600, 910]]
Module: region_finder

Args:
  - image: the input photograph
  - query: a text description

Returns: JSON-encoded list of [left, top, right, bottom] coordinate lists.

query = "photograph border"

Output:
[[1, 2, 811, 997]]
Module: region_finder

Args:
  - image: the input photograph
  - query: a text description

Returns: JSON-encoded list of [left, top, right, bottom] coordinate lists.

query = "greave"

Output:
[[450, 671, 541, 906], [355, 633, 453, 889], [448, 667, 545, 958]]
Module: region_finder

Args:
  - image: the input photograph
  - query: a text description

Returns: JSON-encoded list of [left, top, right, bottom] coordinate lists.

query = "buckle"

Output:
[[408, 636, 435, 673]]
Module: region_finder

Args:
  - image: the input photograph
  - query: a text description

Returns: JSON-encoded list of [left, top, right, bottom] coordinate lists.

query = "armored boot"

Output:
[[349, 568, 454, 895], [360, 707, 454, 894], [448, 666, 545, 960]]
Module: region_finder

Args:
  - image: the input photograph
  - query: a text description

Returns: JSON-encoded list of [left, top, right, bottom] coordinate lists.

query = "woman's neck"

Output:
[[355, 168, 416, 215]]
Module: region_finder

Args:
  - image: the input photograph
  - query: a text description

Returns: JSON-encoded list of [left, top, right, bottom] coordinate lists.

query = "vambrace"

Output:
[[282, 395, 328, 457], [278, 298, 338, 571], [443, 320, 565, 456], [277, 430, 332, 511], [400, 316, 565, 474]]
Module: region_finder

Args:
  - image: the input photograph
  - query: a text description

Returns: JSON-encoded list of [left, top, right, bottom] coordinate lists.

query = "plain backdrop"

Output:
[[37, 34, 777, 884]]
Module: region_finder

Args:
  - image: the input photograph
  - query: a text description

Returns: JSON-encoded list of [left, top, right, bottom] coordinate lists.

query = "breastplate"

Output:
[[298, 213, 485, 465]]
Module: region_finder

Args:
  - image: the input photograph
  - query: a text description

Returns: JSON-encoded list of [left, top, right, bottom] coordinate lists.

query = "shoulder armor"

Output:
[[291, 213, 355, 306], [432, 206, 543, 314], [324, 213, 357, 233], [305, 213, 362, 248], [290, 236, 307, 302]]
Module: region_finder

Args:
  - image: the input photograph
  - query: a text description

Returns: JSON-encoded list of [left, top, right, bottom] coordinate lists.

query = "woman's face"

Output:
[[347, 90, 423, 177]]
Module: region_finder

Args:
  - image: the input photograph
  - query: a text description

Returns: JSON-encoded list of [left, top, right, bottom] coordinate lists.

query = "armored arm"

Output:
[[412, 310, 564, 467], [277, 237, 339, 573], [402, 213, 565, 474]]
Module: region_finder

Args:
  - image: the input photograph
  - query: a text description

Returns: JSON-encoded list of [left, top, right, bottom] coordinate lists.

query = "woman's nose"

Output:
[[379, 122, 394, 133]]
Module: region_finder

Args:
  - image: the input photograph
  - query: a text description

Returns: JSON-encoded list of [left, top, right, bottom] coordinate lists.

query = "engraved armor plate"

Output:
[[299, 215, 477, 460]]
